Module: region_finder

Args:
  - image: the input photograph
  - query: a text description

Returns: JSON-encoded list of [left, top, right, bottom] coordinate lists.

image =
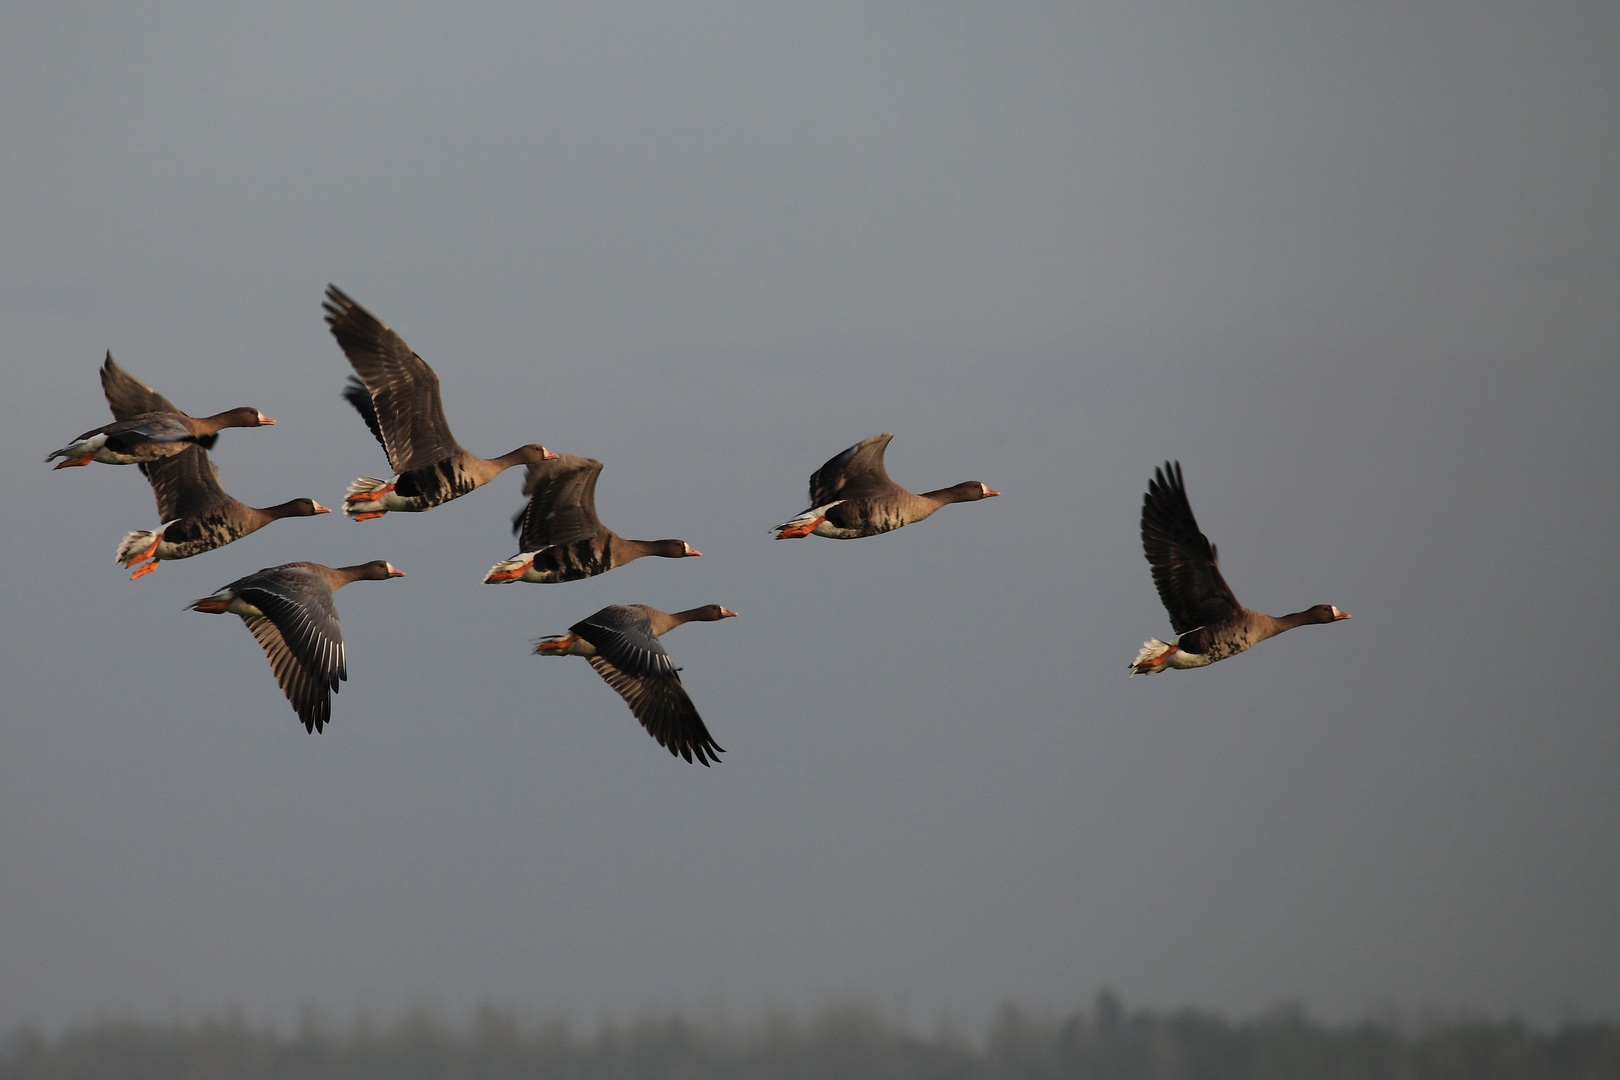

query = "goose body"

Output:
[[485, 455, 700, 583], [116, 445, 329, 578], [188, 560, 404, 732], [91, 362, 326, 578], [535, 603, 736, 765], [47, 354, 274, 467], [324, 285, 557, 520], [1130, 461, 1349, 674], [774, 433, 998, 539]]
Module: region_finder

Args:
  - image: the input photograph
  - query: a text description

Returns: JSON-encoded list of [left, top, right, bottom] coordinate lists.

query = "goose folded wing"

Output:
[[112, 415, 198, 447], [569, 606, 678, 680], [234, 570, 347, 692]]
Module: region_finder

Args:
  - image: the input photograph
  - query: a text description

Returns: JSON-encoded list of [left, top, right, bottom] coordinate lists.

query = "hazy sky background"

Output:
[[3, 0, 1617, 1032]]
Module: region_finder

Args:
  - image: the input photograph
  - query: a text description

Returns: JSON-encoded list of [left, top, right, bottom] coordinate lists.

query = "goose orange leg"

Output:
[[774, 517, 824, 539], [121, 534, 162, 574], [484, 560, 531, 583], [1131, 646, 1178, 675]]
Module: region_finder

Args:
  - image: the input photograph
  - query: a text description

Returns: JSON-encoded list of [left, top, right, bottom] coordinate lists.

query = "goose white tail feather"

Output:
[[533, 633, 592, 657], [343, 475, 397, 518], [345, 476, 390, 499], [1130, 638, 1175, 676], [116, 529, 160, 565], [485, 555, 530, 583], [774, 509, 835, 538], [47, 434, 106, 463]]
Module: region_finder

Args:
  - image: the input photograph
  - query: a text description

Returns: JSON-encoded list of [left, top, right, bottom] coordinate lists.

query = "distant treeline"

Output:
[[3, 992, 1618, 1080]]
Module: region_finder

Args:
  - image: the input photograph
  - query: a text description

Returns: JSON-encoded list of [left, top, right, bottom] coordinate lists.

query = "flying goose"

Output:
[[48, 353, 274, 467], [324, 284, 558, 520], [535, 603, 736, 765], [774, 433, 998, 539], [115, 446, 329, 579], [189, 560, 405, 731], [1131, 461, 1349, 674], [485, 455, 700, 583]]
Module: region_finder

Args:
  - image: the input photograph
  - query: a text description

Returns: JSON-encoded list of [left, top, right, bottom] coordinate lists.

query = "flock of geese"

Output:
[[49, 285, 1349, 763]]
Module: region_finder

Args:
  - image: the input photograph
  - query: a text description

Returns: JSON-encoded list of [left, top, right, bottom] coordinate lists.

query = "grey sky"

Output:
[[2, 1, 1617, 1031]]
